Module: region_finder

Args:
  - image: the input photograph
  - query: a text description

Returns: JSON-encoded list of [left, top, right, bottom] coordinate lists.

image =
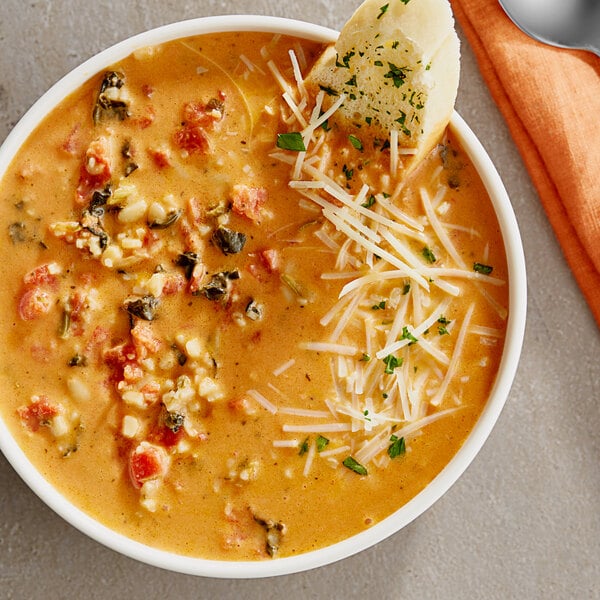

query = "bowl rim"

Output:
[[0, 14, 527, 579]]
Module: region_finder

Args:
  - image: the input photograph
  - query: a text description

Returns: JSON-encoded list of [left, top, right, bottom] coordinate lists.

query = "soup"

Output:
[[0, 31, 508, 560]]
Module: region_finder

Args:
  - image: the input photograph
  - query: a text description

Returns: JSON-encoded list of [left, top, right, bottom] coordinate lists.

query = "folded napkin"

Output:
[[450, 0, 600, 327]]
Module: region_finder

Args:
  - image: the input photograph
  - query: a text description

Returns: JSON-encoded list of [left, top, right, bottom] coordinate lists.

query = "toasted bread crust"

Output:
[[306, 0, 460, 167]]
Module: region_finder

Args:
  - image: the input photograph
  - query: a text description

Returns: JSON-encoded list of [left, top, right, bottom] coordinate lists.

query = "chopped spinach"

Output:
[[175, 252, 199, 280], [124, 295, 159, 321], [93, 71, 129, 124], [200, 270, 240, 302], [149, 208, 182, 230], [212, 226, 247, 255]]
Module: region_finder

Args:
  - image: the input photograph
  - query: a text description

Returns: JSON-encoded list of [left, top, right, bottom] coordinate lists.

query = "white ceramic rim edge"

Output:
[[0, 14, 527, 579]]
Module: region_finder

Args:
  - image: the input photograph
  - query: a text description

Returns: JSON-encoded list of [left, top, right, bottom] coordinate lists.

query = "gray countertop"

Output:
[[0, 1, 598, 598]]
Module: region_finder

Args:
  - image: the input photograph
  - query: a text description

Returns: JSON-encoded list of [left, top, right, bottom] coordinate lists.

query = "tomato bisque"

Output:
[[0, 31, 508, 560]]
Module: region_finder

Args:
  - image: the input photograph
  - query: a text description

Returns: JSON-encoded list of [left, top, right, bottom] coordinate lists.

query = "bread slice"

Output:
[[305, 0, 460, 170]]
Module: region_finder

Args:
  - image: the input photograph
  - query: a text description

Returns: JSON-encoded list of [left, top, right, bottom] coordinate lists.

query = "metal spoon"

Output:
[[498, 0, 600, 57]]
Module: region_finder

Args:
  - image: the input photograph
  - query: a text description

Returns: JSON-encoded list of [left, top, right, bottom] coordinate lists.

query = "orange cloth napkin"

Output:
[[450, 0, 600, 327]]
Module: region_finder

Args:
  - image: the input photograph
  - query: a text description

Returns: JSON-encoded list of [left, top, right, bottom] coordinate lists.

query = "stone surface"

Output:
[[0, 1, 598, 598]]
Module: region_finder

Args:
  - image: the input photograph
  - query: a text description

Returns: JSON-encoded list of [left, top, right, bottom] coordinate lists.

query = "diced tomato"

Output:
[[186, 197, 204, 225], [133, 106, 155, 129], [174, 125, 209, 154], [61, 124, 81, 155], [18, 264, 61, 321], [84, 325, 110, 360], [147, 147, 170, 168], [141, 84, 154, 98], [131, 321, 162, 357], [188, 262, 205, 295], [179, 218, 204, 255], [89, 325, 109, 344], [173, 96, 224, 154], [161, 273, 186, 295], [29, 343, 52, 362], [18, 288, 52, 321], [228, 397, 257, 417], [247, 249, 280, 282], [23, 264, 59, 290], [129, 442, 169, 489], [183, 99, 224, 128], [104, 342, 137, 367], [122, 362, 144, 383], [76, 137, 113, 203], [66, 291, 87, 335], [104, 342, 138, 383], [259, 249, 279, 273], [140, 381, 162, 405], [222, 504, 250, 550], [142, 229, 162, 254], [150, 424, 185, 448], [230, 185, 267, 221], [77, 272, 96, 287], [18, 395, 59, 432]]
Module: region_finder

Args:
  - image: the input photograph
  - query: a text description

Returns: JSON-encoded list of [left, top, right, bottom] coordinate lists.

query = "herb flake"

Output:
[[383, 354, 402, 374], [388, 434, 406, 458], [316, 436, 329, 452], [349, 134, 363, 151], [343, 456, 368, 475], [473, 262, 494, 275], [298, 437, 309, 456], [276, 132, 306, 152], [377, 3, 389, 19], [422, 246, 436, 264], [400, 326, 418, 345]]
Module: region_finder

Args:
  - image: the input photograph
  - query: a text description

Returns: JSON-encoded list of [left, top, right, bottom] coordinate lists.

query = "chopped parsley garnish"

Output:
[[377, 3, 389, 19], [473, 262, 494, 275], [298, 437, 309, 456], [400, 326, 418, 345], [276, 132, 306, 152], [360, 353, 371, 362], [388, 434, 406, 458], [345, 74, 358, 87], [402, 282, 411, 295], [336, 50, 355, 69], [384, 62, 409, 88], [383, 354, 402, 374], [316, 436, 330, 452], [374, 60, 384, 67], [372, 300, 386, 310], [400, 0, 411, 4], [343, 456, 368, 475], [362, 194, 376, 208], [422, 246, 436, 263], [319, 84, 339, 96], [349, 134, 363, 151], [438, 325, 450, 336], [342, 164, 354, 180]]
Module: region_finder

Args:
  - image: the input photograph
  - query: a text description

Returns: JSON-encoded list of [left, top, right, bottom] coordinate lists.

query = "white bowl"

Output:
[[0, 14, 527, 578]]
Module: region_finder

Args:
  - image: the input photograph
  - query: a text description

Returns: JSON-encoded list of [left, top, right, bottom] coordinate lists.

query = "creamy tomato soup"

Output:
[[0, 32, 508, 560]]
